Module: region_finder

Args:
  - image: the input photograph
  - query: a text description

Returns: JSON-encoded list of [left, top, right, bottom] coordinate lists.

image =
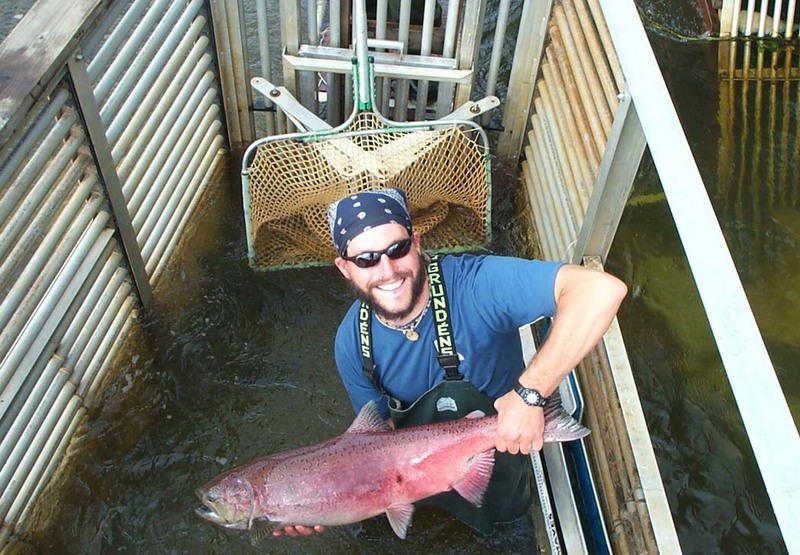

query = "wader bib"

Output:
[[358, 257, 532, 534]]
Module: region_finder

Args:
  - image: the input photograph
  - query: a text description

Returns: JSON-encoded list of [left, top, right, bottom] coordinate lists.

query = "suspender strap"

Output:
[[357, 255, 463, 394], [358, 302, 390, 397], [426, 256, 462, 380]]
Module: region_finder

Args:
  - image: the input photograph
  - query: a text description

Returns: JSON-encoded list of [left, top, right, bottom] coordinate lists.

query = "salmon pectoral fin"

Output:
[[385, 503, 415, 539], [249, 519, 279, 545], [451, 448, 496, 506]]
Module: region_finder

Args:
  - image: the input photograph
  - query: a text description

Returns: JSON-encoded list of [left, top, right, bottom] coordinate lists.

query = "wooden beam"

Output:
[[0, 0, 110, 144]]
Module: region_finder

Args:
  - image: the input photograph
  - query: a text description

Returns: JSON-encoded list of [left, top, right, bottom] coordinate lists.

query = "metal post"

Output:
[[498, 0, 554, 160], [207, 0, 255, 149], [67, 54, 153, 309], [572, 92, 646, 265]]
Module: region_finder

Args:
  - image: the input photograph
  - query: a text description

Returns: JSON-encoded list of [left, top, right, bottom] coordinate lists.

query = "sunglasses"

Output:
[[342, 237, 414, 269]]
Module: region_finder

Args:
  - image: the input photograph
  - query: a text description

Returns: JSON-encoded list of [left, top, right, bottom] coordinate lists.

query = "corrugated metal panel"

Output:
[[0, 0, 227, 545], [0, 87, 138, 541]]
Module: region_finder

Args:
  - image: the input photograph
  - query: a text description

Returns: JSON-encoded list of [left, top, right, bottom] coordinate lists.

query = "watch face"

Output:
[[524, 391, 536, 403], [516, 384, 546, 406]]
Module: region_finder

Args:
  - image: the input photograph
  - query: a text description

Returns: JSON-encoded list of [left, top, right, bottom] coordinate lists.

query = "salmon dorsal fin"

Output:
[[346, 400, 392, 433], [452, 449, 496, 506]]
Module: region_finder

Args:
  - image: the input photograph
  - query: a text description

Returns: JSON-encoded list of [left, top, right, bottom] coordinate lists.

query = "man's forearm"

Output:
[[518, 265, 627, 396]]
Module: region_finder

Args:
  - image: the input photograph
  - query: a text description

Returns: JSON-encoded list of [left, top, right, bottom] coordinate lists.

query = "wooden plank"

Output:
[[0, 0, 109, 144]]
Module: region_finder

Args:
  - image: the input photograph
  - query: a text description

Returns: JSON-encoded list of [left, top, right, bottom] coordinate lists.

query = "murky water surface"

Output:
[[605, 28, 798, 555]]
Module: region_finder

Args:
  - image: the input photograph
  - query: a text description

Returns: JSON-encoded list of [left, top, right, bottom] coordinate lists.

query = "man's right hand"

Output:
[[273, 525, 326, 537]]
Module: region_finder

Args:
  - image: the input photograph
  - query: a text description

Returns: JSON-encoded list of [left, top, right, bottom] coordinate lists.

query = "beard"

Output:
[[349, 251, 427, 321]]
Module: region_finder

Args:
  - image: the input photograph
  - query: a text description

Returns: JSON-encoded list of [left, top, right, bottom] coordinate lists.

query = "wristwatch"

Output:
[[514, 382, 548, 407]]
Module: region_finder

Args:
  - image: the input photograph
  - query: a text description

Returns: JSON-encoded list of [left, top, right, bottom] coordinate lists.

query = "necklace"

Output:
[[378, 296, 431, 341]]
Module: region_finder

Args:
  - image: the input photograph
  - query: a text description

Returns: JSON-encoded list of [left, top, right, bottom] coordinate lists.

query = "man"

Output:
[[277, 187, 627, 537]]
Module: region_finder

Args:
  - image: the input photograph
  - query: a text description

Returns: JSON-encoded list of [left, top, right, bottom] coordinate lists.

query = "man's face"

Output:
[[334, 223, 426, 322]]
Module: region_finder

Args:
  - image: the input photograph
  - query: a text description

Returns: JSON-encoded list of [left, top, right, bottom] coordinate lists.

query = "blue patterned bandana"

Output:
[[327, 188, 413, 256]]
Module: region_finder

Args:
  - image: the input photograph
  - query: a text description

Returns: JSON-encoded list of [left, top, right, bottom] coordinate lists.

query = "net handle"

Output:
[[352, 0, 373, 110]]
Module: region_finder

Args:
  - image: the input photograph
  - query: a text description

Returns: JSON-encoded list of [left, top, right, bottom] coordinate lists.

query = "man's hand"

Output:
[[493, 390, 545, 455], [273, 525, 326, 537]]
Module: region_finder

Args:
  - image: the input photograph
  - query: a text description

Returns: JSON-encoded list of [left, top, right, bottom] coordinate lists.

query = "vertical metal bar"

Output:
[[434, 0, 461, 118], [453, 0, 485, 108], [208, 0, 254, 147], [394, 0, 412, 120], [719, 0, 736, 36], [280, 0, 302, 132], [255, 0, 276, 135], [572, 93, 646, 265], [497, 0, 553, 159], [328, 0, 344, 124], [479, 0, 511, 127], [786, 0, 797, 38], [413, 0, 438, 120], [67, 54, 152, 308]]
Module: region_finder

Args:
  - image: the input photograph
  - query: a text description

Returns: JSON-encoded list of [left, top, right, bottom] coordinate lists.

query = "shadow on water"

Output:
[[14, 157, 541, 554]]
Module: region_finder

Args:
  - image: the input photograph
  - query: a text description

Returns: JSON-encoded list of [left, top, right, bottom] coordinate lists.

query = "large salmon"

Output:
[[195, 394, 589, 542]]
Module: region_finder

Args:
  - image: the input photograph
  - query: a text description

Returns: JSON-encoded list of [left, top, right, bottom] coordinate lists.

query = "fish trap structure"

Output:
[[241, 1, 492, 270]]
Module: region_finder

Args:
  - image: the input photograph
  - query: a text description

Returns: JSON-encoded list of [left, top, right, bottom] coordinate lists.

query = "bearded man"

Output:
[[277, 187, 627, 538]]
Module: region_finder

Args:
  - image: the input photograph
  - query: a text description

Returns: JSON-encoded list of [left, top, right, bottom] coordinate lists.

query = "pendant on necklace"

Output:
[[404, 329, 419, 341]]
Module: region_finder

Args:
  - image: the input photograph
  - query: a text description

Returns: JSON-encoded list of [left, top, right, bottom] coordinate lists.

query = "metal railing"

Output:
[[513, 0, 799, 551], [0, 0, 226, 545]]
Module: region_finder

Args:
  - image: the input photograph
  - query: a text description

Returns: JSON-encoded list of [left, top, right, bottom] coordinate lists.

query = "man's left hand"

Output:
[[493, 391, 544, 455]]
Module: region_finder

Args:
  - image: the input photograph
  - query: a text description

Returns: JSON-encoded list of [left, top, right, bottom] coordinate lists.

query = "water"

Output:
[[604, 23, 799, 555]]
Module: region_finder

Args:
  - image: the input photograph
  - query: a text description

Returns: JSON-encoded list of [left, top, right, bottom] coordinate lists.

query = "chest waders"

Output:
[[358, 257, 532, 534]]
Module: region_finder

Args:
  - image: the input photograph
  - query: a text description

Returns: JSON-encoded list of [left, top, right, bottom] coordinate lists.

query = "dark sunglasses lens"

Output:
[[353, 253, 381, 268], [351, 238, 412, 268], [387, 238, 412, 259]]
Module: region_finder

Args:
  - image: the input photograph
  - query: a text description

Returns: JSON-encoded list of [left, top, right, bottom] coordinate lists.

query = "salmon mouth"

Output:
[[196, 503, 220, 521]]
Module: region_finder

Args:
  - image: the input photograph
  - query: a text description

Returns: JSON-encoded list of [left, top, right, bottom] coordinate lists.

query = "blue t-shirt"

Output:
[[334, 254, 563, 418]]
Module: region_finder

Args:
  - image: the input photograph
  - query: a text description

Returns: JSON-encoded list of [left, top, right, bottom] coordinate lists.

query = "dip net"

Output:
[[241, 1, 492, 270]]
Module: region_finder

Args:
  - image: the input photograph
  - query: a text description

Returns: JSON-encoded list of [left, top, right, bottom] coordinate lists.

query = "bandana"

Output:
[[327, 188, 413, 256]]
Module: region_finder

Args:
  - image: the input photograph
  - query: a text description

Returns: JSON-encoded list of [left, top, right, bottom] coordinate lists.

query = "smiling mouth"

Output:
[[376, 278, 404, 292]]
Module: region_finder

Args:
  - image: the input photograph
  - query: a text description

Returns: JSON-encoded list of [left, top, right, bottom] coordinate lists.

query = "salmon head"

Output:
[[195, 472, 258, 530]]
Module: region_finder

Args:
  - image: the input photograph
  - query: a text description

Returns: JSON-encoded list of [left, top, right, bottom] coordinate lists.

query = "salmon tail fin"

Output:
[[385, 503, 415, 538], [542, 390, 591, 442], [452, 448, 496, 506]]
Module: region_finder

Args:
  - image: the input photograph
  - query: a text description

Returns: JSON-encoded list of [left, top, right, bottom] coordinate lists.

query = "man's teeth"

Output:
[[377, 280, 403, 291]]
